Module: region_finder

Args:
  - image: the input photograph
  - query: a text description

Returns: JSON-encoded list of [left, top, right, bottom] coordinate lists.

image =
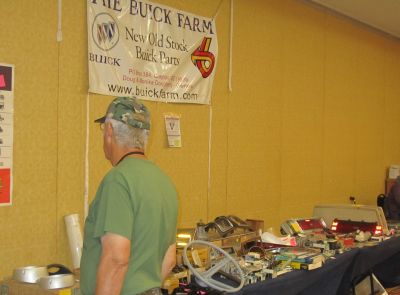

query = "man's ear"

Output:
[[104, 122, 114, 141]]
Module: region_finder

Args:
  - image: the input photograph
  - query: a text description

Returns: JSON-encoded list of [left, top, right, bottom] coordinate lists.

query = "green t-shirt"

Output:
[[80, 158, 178, 295]]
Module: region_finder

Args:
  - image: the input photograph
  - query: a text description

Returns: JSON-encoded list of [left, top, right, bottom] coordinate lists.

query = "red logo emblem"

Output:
[[191, 37, 215, 78]]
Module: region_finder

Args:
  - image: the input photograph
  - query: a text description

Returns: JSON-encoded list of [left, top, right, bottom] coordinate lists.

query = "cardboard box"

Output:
[[0, 279, 79, 295]]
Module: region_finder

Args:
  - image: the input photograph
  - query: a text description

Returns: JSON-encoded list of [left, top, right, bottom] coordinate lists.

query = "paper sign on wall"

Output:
[[0, 63, 14, 206], [164, 114, 182, 148]]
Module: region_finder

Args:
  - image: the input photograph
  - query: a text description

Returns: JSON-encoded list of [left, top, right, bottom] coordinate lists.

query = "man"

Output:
[[80, 97, 179, 295], [386, 176, 400, 220]]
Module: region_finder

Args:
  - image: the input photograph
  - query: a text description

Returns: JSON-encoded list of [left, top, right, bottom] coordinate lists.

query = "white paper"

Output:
[[164, 114, 182, 148]]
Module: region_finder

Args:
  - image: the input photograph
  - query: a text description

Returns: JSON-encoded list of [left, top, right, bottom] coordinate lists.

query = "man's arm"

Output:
[[96, 232, 131, 295], [388, 185, 400, 219], [388, 197, 400, 220], [161, 243, 176, 281]]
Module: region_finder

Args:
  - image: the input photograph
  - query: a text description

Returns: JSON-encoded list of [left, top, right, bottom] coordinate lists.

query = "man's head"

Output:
[[95, 97, 151, 161], [95, 96, 150, 130]]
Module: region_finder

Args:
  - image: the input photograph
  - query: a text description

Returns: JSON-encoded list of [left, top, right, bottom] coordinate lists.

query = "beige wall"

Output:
[[0, 0, 399, 278]]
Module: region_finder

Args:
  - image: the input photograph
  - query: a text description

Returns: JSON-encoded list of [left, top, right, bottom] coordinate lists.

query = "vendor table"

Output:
[[235, 236, 400, 295]]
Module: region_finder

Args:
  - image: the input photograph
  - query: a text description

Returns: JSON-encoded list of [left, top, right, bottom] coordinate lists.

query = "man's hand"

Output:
[[96, 232, 131, 295]]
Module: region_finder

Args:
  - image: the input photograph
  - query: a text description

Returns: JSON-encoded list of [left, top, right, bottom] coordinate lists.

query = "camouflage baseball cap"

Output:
[[94, 97, 150, 130]]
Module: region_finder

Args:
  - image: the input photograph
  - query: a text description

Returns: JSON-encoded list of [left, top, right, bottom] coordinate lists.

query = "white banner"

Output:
[[87, 0, 218, 104]]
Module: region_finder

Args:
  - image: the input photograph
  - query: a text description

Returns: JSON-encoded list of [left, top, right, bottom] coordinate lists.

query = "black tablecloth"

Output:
[[235, 236, 400, 295], [338, 236, 400, 294], [374, 251, 400, 287]]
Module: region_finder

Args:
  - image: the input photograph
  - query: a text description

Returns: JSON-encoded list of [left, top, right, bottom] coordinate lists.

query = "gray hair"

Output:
[[106, 118, 149, 150]]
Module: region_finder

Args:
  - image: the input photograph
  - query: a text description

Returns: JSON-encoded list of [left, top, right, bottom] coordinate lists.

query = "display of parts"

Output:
[[12, 264, 75, 290], [38, 274, 75, 290], [13, 266, 49, 283]]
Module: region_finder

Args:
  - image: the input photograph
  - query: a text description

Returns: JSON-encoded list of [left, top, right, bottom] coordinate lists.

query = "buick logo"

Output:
[[92, 13, 119, 51]]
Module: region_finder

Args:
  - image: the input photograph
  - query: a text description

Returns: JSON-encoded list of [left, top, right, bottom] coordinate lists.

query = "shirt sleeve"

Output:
[[92, 174, 134, 240]]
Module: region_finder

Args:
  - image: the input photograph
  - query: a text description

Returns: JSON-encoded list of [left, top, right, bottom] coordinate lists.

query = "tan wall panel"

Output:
[[0, 1, 59, 276], [56, 0, 88, 267], [383, 41, 400, 166]]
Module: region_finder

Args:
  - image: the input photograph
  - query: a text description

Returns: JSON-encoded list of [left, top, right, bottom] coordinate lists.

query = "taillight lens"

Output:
[[374, 225, 382, 235]]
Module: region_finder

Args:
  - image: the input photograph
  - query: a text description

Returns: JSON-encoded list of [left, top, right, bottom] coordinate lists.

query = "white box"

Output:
[[355, 273, 387, 295]]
